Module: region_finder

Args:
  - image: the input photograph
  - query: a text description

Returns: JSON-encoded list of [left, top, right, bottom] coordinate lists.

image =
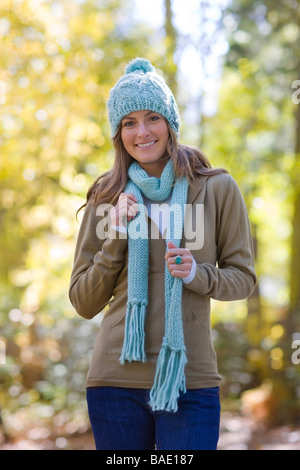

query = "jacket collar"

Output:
[[186, 175, 209, 205]]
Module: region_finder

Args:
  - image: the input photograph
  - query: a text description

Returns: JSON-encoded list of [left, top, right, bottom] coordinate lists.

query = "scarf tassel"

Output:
[[149, 342, 187, 413], [120, 300, 148, 364]]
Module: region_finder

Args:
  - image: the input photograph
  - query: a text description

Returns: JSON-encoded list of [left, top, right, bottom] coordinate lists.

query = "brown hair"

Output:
[[79, 121, 227, 211]]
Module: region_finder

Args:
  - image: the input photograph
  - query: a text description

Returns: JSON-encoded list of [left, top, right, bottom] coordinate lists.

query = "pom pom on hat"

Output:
[[107, 57, 180, 137], [125, 58, 155, 75]]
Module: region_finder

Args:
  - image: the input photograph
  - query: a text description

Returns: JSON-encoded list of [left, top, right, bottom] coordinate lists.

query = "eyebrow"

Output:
[[122, 111, 156, 121]]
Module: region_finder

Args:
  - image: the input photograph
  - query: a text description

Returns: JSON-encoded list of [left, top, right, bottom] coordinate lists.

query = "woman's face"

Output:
[[121, 110, 169, 177]]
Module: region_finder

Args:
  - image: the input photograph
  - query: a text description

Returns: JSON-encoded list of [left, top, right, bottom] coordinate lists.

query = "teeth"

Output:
[[137, 141, 156, 148]]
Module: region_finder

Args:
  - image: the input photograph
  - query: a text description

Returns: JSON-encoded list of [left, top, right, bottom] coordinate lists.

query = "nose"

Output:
[[137, 121, 150, 138]]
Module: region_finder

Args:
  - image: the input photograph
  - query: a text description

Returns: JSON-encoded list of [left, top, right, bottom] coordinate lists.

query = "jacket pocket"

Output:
[[106, 309, 126, 355], [188, 291, 210, 330], [183, 292, 215, 365]]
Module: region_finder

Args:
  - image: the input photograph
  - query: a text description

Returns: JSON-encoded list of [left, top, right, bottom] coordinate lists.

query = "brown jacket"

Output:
[[69, 173, 257, 389]]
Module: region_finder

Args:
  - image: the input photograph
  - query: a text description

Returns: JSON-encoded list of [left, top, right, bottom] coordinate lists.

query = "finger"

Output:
[[166, 252, 192, 265], [168, 262, 192, 277], [119, 195, 138, 217], [165, 248, 191, 260], [128, 201, 138, 211], [167, 260, 193, 273], [119, 193, 138, 203], [167, 241, 177, 250], [170, 269, 192, 279], [118, 198, 137, 212], [127, 203, 139, 218]]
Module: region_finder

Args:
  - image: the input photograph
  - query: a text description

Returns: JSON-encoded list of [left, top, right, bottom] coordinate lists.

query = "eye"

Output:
[[122, 120, 135, 127], [149, 114, 160, 122]]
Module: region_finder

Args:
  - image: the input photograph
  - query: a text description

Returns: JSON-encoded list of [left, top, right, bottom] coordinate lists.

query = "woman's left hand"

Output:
[[165, 241, 194, 279]]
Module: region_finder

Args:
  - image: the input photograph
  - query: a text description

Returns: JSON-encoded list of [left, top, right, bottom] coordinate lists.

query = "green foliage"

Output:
[[204, 0, 300, 424], [0, 0, 165, 443]]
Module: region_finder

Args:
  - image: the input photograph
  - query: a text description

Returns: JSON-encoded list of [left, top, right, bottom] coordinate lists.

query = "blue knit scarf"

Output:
[[119, 159, 189, 412]]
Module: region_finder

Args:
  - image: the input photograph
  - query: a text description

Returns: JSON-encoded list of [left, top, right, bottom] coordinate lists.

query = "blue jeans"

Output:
[[86, 386, 220, 450]]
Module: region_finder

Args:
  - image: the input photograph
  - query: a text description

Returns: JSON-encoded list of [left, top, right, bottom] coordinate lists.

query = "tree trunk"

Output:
[[289, 89, 300, 325], [164, 0, 177, 94], [247, 223, 261, 316]]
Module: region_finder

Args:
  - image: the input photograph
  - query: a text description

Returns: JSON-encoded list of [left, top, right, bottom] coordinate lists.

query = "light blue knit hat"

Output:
[[107, 58, 180, 136]]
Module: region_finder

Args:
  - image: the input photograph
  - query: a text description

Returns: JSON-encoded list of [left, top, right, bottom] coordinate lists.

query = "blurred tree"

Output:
[[290, 86, 300, 320], [225, 0, 300, 319], [164, 0, 178, 94], [209, 0, 300, 424], [0, 0, 166, 442]]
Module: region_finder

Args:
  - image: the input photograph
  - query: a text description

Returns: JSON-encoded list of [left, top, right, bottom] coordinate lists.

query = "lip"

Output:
[[135, 140, 157, 148]]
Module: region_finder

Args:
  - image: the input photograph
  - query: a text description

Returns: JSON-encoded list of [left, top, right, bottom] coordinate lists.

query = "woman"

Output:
[[69, 58, 257, 450]]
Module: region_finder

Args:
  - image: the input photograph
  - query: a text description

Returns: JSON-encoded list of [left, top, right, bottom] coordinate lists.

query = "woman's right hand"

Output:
[[109, 193, 138, 228]]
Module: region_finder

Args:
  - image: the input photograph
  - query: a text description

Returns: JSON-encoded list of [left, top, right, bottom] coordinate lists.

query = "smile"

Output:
[[136, 140, 157, 148]]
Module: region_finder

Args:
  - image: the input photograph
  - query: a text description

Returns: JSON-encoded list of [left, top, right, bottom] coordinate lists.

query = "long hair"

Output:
[[79, 121, 227, 211]]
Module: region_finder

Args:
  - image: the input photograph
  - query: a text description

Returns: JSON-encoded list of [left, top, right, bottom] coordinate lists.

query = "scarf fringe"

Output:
[[149, 342, 187, 413], [119, 300, 147, 364]]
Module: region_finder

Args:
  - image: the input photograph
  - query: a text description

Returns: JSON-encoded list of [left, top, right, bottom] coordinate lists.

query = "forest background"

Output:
[[0, 0, 300, 450]]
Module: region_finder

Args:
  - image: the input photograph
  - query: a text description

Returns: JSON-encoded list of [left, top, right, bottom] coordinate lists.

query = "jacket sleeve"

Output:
[[69, 202, 128, 319], [185, 175, 257, 301]]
